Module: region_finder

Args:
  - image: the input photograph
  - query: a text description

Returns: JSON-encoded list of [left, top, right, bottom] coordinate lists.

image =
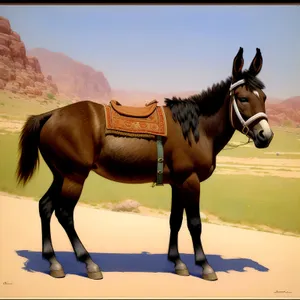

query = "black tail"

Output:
[[16, 111, 53, 186]]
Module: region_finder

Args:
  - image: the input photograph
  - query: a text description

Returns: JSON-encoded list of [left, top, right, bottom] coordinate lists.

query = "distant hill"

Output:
[[28, 47, 299, 128], [279, 96, 300, 110], [266, 96, 300, 127], [111, 89, 199, 106], [27, 48, 112, 103]]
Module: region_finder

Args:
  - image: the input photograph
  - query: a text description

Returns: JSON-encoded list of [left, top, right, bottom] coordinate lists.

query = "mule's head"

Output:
[[229, 47, 274, 149]]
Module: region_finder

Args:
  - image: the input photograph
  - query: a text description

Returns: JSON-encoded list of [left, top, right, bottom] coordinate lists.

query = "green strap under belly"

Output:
[[155, 135, 164, 186]]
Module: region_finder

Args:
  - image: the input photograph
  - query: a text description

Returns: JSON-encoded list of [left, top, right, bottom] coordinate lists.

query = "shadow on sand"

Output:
[[16, 250, 269, 279]]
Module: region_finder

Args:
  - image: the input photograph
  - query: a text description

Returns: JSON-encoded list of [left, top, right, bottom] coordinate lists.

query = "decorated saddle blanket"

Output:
[[103, 100, 167, 139]]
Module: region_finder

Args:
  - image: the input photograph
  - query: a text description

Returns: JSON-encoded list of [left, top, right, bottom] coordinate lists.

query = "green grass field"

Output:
[[0, 90, 72, 120], [219, 128, 300, 158], [1, 130, 299, 234]]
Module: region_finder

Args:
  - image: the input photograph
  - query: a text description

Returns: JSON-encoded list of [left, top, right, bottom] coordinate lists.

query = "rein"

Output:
[[223, 137, 252, 151]]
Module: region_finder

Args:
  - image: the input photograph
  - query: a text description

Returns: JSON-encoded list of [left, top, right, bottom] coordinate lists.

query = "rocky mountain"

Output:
[[28, 48, 112, 103], [280, 96, 300, 110], [0, 16, 58, 97], [266, 96, 300, 127]]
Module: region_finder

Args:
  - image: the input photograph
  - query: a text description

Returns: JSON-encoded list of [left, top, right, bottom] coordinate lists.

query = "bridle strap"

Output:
[[229, 79, 245, 92], [229, 96, 234, 129], [229, 79, 268, 135]]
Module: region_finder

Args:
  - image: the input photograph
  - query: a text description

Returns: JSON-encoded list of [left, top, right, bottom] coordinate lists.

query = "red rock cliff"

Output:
[[0, 16, 58, 97], [28, 48, 112, 103]]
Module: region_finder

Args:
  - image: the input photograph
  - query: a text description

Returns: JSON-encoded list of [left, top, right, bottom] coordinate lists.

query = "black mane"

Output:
[[164, 71, 265, 144]]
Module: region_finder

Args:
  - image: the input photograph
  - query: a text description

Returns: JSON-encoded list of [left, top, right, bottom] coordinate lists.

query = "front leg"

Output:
[[167, 185, 189, 276], [180, 173, 218, 281]]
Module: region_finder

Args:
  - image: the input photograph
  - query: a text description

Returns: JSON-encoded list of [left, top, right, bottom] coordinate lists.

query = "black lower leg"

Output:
[[39, 177, 65, 278], [167, 185, 189, 276], [55, 177, 102, 280], [185, 203, 217, 280], [181, 174, 217, 280], [186, 215, 207, 266], [186, 215, 217, 280]]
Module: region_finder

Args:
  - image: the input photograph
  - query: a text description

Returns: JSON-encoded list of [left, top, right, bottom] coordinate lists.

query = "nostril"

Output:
[[258, 130, 265, 139]]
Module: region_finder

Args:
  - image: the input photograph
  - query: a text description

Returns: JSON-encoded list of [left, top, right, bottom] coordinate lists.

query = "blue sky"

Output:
[[1, 5, 300, 98]]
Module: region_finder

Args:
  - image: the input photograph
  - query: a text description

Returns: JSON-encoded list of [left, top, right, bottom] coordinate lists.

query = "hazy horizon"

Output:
[[1, 5, 300, 99]]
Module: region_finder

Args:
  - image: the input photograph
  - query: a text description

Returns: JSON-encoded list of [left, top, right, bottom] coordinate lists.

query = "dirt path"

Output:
[[0, 193, 299, 298]]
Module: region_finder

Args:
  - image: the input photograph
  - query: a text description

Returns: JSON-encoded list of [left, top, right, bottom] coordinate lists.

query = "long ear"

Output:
[[232, 47, 244, 80], [249, 48, 263, 76]]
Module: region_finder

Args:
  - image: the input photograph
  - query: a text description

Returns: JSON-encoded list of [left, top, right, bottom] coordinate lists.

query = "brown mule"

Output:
[[16, 47, 274, 281]]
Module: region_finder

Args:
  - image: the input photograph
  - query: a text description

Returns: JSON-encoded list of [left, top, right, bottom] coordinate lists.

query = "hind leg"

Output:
[[39, 177, 65, 278], [55, 175, 103, 280]]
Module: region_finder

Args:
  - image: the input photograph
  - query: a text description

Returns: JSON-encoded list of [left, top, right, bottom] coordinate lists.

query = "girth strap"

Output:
[[155, 136, 164, 186]]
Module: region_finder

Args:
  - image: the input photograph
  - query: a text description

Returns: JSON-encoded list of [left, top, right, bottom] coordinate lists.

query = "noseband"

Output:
[[229, 79, 268, 136]]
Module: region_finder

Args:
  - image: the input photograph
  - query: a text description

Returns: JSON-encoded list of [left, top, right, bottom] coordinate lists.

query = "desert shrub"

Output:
[[47, 93, 55, 100]]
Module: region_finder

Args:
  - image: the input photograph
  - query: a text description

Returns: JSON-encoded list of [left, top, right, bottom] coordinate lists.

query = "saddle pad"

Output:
[[104, 104, 167, 137]]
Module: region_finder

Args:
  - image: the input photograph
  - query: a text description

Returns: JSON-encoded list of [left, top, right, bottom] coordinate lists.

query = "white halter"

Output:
[[229, 79, 268, 136]]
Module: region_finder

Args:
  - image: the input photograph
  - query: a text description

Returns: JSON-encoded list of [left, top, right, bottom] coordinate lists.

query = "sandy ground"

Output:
[[0, 193, 299, 298]]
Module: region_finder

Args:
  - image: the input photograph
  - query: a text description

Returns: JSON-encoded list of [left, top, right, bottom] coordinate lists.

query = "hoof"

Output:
[[175, 268, 190, 276], [175, 262, 190, 276], [50, 269, 65, 278], [202, 271, 218, 281], [88, 271, 103, 280]]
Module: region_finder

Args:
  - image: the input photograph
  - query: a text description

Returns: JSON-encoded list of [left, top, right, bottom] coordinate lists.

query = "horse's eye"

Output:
[[238, 97, 248, 103]]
